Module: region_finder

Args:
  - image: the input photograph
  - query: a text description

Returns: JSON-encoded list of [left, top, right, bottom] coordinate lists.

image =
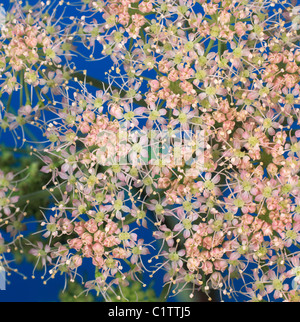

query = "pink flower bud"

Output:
[[82, 110, 96, 123], [68, 238, 83, 252], [79, 121, 90, 134], [74, 222, 85, 236], [92, 242, 104, 255], [81, 232, 93, 246], [92, 255, 104, 268], [84, 219, 98, 234], [71, 255, 82, 268]]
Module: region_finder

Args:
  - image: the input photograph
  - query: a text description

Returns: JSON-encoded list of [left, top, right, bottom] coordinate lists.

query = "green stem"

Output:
[[24, 77, 31, 105], [17, 183, 65, 209], [71, 71, 147, 107], [71, 71, 114, 92], [34, 86, 44, 107], [20, 70, 24, 106], [205, 38, 215, 56], [159, 283, 172, 302], [140, 75, 154, 81], [218, 40, 222, 58], [129, 37, 134, 52], [6, 92, 13, 113]]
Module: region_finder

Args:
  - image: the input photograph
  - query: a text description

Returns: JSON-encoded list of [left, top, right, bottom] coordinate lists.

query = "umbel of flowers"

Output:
[[1, 0, 300, 302]]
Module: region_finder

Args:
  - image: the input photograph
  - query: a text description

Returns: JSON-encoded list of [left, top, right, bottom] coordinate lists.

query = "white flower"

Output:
[[291, 266, 300, 290], [0, 7, 6, 29], [292, 6, 300, 31], [292, 6, 300, 15]]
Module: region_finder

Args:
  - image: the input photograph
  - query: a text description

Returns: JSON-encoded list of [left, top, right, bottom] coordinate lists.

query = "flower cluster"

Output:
[[0, 168, 27, 277], [1, 0, 300, 302], [0, 2, 79, 144]]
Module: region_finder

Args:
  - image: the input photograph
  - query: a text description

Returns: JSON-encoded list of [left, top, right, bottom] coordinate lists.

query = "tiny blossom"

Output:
[[0, 7, 6, 29]]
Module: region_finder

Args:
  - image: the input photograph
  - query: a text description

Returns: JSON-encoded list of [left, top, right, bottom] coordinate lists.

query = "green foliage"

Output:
[[59, 281, 95, 302], [106, 280, 159, 302], [0, 146, 52, 218]]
